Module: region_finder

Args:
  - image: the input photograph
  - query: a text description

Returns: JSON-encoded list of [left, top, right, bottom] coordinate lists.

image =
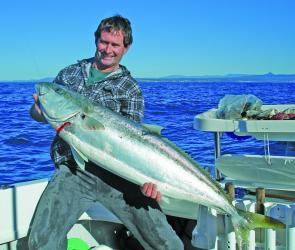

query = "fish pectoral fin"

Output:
[[143, 124, 163, 135], [70, 145, 88, 170], [82, 115, 105, 130]]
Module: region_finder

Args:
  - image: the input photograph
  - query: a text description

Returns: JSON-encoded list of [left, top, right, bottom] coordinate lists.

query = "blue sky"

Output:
[[1, 0, 294, 80]]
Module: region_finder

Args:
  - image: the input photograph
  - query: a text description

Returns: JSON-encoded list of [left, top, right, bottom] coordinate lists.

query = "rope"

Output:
[[263, 133, 272, 165]]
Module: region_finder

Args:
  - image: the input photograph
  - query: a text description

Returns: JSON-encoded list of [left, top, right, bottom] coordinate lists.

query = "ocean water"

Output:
[[1, 81, 295, 185]]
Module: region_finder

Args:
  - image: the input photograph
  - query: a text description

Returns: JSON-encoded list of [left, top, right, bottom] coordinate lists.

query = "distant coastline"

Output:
[[1, 73, 295, 83], [137, 73, 295, 83]]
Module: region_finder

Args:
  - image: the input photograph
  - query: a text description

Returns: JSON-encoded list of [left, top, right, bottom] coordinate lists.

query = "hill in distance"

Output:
[[138, 72, 295, 83]]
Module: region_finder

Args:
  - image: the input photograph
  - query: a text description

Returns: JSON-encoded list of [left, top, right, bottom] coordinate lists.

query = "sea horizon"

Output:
[[1, 72, 295, 84]]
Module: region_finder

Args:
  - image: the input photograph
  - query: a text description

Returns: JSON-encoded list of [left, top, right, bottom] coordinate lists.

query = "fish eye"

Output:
[[56, 88, 63, 94]]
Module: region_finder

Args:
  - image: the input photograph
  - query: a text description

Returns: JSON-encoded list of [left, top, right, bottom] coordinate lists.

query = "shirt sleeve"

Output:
[[121, 88, 144, 123], [52, 63, 79, 86]]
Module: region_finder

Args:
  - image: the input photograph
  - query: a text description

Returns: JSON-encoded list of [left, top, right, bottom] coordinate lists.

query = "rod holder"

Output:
[[225, 182, 235, 202], [255, 187, 265, 214]]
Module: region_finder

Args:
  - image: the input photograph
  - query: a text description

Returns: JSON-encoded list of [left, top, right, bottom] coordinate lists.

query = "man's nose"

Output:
[[105, 44, 112, 53]]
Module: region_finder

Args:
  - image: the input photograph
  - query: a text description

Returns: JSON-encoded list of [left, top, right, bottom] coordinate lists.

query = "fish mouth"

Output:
[[37, 87, 48, 96], [44, 111, 81, 123], [38, 91, 46, 96], [36, 83, 52, 96]]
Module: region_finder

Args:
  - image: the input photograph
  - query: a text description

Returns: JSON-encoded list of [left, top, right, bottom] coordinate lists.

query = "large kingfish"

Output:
[[36, 82, 284, 243]]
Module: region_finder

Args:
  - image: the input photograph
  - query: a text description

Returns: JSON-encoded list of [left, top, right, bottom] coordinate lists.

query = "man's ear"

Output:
[[124, 45, 131, 54]]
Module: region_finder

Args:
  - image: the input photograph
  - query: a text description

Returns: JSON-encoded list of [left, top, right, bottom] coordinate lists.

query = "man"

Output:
[[29, 15, 183, 250]]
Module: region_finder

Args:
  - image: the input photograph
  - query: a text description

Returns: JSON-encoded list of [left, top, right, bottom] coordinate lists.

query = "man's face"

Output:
[[96, 30, 129, 71]]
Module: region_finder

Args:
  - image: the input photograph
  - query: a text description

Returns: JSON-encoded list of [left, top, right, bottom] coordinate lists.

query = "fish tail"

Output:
[[237, 209, 285, 230], [231, 209, 285, 246]]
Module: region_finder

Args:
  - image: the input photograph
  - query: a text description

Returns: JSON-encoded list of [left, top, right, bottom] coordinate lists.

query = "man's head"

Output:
[[95, 15, 133, 48], [94, 15, 133, 72]]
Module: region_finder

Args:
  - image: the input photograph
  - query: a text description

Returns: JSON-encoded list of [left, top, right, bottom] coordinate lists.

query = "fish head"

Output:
[[36, 82, 81, 123]]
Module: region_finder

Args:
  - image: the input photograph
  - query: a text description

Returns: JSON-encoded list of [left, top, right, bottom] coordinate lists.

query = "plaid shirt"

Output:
[[50, 58, 144, 166]]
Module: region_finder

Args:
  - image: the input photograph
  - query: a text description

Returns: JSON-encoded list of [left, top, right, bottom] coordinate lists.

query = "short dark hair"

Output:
[[94, 15, 133, 47]]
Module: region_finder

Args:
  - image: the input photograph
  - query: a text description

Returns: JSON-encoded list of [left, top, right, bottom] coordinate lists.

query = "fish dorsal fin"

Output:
[[70, 145, 88, 170], [81, 115, 105, 130], [143, 124, 163, 136]]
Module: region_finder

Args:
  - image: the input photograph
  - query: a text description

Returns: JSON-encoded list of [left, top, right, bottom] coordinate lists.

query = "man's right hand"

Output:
[[141, 182, 161, 202]]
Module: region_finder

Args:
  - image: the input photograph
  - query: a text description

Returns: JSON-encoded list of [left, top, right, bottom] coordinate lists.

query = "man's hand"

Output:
[[33, 93, 42, 115], [141, 182, 161, 202], [30, 93, 47, 123]]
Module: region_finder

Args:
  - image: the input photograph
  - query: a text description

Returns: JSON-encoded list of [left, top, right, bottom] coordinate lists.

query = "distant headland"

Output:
[[137, 72, 295, 83]]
